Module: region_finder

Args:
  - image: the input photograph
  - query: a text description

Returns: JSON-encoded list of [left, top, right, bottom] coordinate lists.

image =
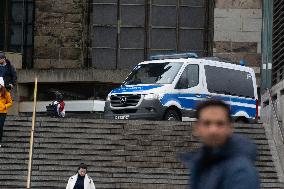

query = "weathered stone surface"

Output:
[[214, 53, 261, 67], [214, 8, 262, 43], [36, 0, 83, 14], [215, 0, 262, 9], [33, 59, 51, 69], [34, 36, 59, 48], [214, 17, 242, 32], [64, 13, 82, 23], [242, 18, 262, 32], [33, 59, 82, 69], [35, 12, 64, 25], [33, 0, 87, 69], [34, 47, 60, 59], [60, 48, 82, 60], [17, 68, 130, 83], [58, 60, 82, 68], [214, 30, 261, 43], [4, 52, 22, 69], [231, 42, 258, 53], [214, 41, 231, 53], [34, 25, 64, 37], [215, 8, 262, 19], [214, 42, 258, 54]]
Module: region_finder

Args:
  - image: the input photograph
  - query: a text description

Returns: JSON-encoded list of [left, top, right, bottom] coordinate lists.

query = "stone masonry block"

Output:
[[35, 12, 64, 25], [215, 17, 242, 32], [34, 36, 59, 48], [242, 18, 262, 32], [34, 47, 60, 59], [215, 0, 262, 9], [215, 8, 262, 19], [64, 13, 82, 23], [33, 59, 51, 69], [214, 41, 231, 53], [214, 31, 261, 43], [36, 0, 83, 14], [231, 42, 258, 53], [214, 53, 261, 67], [34, 25, 64, 37], [58, 60, 82, 68], [60, 48, 82, 60], [214, 41, 258, 54]]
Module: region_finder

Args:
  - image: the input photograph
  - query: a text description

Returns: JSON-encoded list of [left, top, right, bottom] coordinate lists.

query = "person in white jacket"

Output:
[[66, 163, 96, 189]]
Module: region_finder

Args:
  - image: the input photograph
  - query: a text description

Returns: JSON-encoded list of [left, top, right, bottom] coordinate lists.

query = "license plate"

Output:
[[115, 115, 130, 120]]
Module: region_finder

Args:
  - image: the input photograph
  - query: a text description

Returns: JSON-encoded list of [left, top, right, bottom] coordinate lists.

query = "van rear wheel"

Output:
[[164, 109, 181, 121], [236, 117, 249, 124]]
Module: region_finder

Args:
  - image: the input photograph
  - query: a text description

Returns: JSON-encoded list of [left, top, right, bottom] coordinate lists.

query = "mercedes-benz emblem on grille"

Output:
[[120, 96, 127, 104]]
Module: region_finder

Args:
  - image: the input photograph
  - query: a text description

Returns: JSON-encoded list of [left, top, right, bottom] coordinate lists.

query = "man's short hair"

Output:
[[195, 99, 231, 121], [78, 163, 87, 170]]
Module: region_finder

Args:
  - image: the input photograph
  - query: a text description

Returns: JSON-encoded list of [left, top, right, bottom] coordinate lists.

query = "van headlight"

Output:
[[106, 94, 111, 101], [144, 93, 159, 100]]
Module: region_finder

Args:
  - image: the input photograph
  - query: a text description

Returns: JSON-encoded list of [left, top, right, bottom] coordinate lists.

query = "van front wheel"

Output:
[[164, 109, 181, 121]]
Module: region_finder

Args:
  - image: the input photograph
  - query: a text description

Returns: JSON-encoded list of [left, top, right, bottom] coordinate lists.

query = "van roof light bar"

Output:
[[150, 52, 198, 60]]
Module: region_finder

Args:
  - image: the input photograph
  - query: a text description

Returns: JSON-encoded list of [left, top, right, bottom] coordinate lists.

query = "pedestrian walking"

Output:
[[180, 99, 260, 189], [0, 77, 13, 148], [0, 52, 17, 91], [66, 163, 96, 189]]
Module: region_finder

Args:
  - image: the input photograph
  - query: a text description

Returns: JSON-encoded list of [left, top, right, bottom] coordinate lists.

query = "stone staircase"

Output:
[[0, 116, 283, 189]]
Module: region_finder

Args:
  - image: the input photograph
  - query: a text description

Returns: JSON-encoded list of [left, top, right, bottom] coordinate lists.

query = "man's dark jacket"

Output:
[[180, 134, 260, 189], [0, 59, 17, 88]]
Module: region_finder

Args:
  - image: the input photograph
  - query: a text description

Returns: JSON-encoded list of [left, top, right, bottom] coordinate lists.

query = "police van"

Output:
[[104, 53, 258, 122]]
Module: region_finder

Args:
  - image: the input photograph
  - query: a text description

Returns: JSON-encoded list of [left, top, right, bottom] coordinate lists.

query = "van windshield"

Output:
[[124, 62, 183, 85]]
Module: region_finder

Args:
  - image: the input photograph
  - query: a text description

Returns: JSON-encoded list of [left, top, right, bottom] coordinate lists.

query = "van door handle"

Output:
[[195, 94, 202, 98], [206, 95, 212, 99]]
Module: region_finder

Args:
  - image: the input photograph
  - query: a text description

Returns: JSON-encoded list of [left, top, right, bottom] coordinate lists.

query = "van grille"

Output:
[[111, 109, 138, 114], [110, 94, 141, 107]]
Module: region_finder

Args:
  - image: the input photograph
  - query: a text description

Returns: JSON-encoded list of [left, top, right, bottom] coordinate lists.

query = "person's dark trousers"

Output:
[[0, 113, 7, 143]]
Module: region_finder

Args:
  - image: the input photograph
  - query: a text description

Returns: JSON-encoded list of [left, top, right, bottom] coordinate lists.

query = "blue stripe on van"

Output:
[[160, 93, 256, 118], [230, 105, 256, 118], [160, 93, 206, 109], [111, 85, 163, 94], [230, 97, 256, 105]]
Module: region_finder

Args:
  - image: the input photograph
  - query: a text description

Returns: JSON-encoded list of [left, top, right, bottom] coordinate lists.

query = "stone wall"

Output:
[[214, 0, 262, 85], [33, 0, 88, 69]]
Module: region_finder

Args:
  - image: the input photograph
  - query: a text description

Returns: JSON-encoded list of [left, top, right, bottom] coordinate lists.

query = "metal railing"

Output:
[[267, 88, 284, 143]]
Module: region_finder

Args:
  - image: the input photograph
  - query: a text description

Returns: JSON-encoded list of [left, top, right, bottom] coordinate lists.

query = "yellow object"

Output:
[[0, 91, 13, 113]]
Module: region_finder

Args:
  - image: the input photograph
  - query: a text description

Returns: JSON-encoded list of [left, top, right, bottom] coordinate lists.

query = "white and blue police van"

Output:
[[104, 53, 258, 122]]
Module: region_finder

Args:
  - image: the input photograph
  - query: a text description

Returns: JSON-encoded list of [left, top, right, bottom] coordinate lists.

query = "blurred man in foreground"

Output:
[[181, 100, 260, 189]]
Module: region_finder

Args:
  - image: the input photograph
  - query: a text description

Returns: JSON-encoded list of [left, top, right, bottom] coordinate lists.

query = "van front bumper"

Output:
[[104, 99, 166, 120]]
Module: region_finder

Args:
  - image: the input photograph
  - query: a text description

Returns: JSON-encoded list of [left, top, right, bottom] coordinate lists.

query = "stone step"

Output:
[[0, 117, 282, 189]]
